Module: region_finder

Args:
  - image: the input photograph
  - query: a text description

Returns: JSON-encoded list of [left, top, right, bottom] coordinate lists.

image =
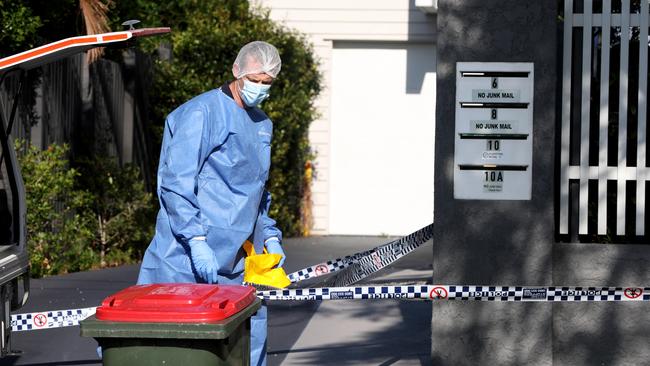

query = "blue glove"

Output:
[[265, 238, 286, 267], [188, 238, 219, 284]]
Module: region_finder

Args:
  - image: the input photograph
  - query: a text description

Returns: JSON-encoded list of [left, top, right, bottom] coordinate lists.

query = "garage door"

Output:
[[329, 42, 436, 235]]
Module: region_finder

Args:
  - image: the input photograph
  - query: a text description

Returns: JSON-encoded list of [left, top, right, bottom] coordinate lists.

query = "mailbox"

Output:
[[454, 62, 534, 200]]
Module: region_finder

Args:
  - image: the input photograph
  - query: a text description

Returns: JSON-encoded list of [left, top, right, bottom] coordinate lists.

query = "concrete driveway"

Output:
[[1, 235, 433, 366]]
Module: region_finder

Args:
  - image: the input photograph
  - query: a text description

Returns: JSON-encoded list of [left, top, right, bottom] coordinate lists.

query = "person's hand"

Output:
[[188, 239, 219, 283], [265, 238, 286, 267]]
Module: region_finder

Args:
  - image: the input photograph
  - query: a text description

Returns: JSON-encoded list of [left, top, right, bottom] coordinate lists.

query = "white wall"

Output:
[[255, 0, 436, 234]]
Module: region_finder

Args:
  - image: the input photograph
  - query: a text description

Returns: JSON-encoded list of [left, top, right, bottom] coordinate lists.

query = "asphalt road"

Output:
[[0, 235, 433, 366]]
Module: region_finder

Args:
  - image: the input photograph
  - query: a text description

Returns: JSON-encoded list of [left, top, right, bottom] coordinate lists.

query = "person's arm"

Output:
[[258, 189, 285, 266], [158, 106, 206, 242], [158, 105, 220, 283]]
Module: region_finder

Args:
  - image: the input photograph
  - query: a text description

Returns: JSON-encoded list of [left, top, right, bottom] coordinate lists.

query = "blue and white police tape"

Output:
[[10, 225, 435, 332], [287, 223, 433, 285], [258, 285, 650, 302], [10, 285, 649, 332], [11, 307, 96, 332]]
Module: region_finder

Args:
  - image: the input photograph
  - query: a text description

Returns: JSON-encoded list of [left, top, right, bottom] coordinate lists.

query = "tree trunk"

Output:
[[98, 213, 107, 268]]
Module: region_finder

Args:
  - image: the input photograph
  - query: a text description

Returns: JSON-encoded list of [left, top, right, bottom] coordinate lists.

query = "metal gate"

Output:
[[560, 0, 649, 239]]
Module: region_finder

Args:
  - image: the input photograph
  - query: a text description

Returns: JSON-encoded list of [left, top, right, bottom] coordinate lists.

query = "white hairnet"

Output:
[[232, 41, 282, 79]]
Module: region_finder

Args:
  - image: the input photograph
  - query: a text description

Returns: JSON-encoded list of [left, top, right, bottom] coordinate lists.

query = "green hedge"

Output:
[[16, 141, 155, 277], [112, 0, 322, 236], [15, 142, 96, 277]]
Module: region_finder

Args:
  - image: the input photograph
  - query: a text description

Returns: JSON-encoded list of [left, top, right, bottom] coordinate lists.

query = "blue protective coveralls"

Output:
[[137, 84, 281, 366]]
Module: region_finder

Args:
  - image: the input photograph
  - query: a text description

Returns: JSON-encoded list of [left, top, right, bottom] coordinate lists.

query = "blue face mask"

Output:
[[240, 78, 271, 107]]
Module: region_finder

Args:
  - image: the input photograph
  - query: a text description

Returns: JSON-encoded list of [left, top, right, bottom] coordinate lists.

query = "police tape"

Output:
[[259, 285, 650, 302], [287, 223, 433, 286], [10, 225, 433, 332], [9, 226, 432, 332], [11, 307, 96, 332], [11, 285, 649, 331]]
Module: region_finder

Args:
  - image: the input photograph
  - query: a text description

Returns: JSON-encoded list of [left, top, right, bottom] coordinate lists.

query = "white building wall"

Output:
[[255, 0, 436, 234]]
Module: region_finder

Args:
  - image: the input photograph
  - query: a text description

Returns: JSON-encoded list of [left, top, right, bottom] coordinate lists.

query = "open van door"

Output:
[[0, 24, 170, 356], [0, 97, 29, 356]]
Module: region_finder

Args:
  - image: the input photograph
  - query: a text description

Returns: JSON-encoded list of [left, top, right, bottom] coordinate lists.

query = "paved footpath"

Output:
[[1, 235, 432, 366]]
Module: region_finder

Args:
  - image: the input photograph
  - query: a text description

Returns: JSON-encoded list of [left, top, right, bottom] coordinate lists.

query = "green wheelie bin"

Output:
[[80, 283, 261, 365]]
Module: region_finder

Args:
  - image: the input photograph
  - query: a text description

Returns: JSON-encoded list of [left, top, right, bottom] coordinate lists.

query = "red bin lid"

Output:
[[96, 284, 257, 323]]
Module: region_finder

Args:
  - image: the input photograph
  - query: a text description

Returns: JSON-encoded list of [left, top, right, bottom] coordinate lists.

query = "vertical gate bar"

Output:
[[638, 173, 647, 235], [636, 0, 648, 235], [598, 0, 612, 235], [617, 0, 631, 235], [580, 0, 594, 235], [560, 0, 575, 234]]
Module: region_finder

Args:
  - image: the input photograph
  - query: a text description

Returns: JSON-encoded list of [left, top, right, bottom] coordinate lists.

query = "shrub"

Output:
[[15, 141, 96, 277], [16, 141, 156, 277], [75, 157, 155, 267]]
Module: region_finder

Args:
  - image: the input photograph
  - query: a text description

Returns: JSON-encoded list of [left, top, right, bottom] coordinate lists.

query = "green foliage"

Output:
[[111, 0, 322, 236], [0, 0, 84, 57], [75, 157, 156, 267], [15, 141, 97, 277], [0, 0, 41, 56], [16, 141, 156, 277]]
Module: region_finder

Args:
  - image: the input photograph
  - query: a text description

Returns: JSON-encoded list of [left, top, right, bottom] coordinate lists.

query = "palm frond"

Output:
[[79, 0, 114, 63]]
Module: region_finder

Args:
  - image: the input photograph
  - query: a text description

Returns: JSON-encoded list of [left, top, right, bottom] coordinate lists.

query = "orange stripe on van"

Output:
[[0, 36, 98, 69], [102, 33, 129, 42]]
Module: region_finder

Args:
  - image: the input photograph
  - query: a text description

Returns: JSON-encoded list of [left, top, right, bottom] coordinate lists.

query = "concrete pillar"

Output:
[[432, 1, 557, 364]]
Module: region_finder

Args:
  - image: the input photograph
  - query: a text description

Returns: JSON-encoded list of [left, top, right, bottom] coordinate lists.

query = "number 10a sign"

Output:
[[483, 171, 503, 193]]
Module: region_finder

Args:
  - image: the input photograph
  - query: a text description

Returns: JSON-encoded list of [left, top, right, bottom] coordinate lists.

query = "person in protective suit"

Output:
[[137, 41, 285, 366]]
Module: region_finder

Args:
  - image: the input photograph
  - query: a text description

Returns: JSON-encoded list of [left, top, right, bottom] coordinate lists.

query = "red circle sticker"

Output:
[[33, 313, 48, 328], [429, 286, 448, 299], [314, 264, 330, 276], [624, 288, 643, 299]]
